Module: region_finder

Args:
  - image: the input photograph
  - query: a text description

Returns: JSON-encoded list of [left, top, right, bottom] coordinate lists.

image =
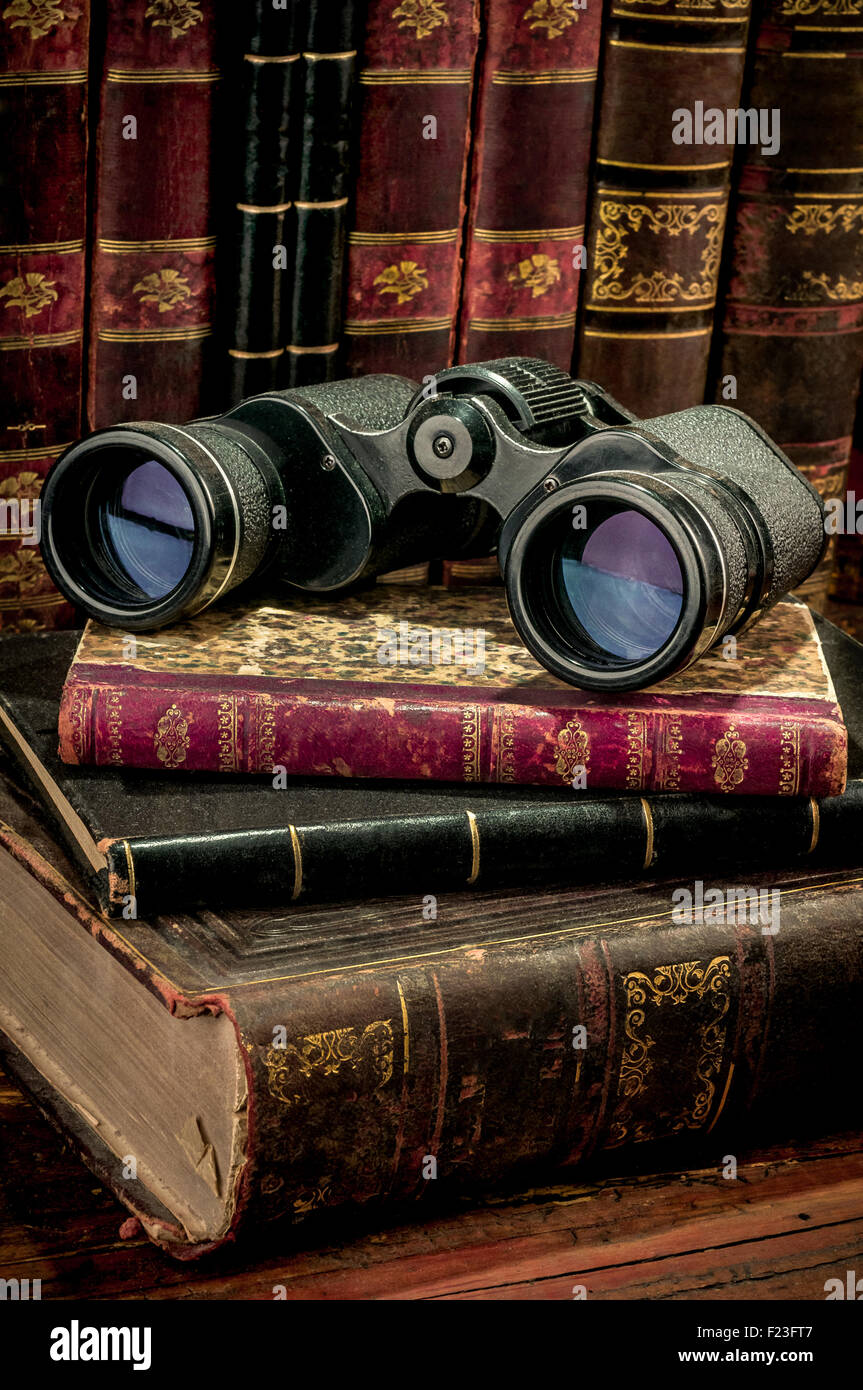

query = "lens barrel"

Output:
[[501, 414, 825, 691], [40, 420, 280, 629]]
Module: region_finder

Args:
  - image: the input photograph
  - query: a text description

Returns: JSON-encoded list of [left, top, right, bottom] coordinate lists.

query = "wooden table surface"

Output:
[[2, 1066, 862, 1300]]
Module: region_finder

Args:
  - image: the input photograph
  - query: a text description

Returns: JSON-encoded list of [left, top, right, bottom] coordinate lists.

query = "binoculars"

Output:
[[40, 356, 826, 692]]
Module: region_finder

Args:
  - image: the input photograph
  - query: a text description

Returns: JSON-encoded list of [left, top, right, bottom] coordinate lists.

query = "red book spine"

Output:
[[830, 369, 863, 603], [457, 0, 602, 369], [0, 0, 88, 632], [712, 1, 863, 607], [342, 0, 480, 378], [59, 674, 847, 796], [86, 1, 220, 428], [574, 0, 753, 418]]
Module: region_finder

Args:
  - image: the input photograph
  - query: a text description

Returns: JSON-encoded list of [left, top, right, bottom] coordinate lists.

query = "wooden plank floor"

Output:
[[2, 1067, 862, 1300]]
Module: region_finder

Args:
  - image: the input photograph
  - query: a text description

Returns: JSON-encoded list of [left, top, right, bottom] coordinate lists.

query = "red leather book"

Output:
[[711, 0, 863, 607], [830, 370, 863, 603], [342, 0, 480, 378], [86, 0, 220, 428], [0, 0, 88, 632], [457, 0, 602, 370], [574, 0, 753, 418], [57, 588, 847, 796]]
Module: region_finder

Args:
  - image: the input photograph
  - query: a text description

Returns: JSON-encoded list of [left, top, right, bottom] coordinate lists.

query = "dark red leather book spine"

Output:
[[830, 370, 863, 602], [711, 1, 863, 606], [342, 0, 480, 378], [457, 0, 602, 370], [58, 671, 847, 796], [87, 1, 220, 428], [574, 0, 753, 419], [0, 0, 87, 632]]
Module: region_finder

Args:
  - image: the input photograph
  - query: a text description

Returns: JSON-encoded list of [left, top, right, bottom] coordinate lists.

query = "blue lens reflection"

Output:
[[561, 510, 683, 661], [104, 460, 195, 599]]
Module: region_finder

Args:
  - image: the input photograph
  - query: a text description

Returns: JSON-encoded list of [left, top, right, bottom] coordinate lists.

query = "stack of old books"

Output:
[[0, 577, 861, 1259]]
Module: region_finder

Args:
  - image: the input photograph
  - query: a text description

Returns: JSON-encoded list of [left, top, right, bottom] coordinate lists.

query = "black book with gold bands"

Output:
[[0, 613, 861, 919]]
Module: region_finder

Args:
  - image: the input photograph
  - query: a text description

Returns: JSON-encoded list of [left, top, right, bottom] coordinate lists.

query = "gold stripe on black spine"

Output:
[[121, 840, 137, 904], [236, 200, 292, 214], [244, 53, 300, 63], [228, 347, 284, 359], [807, 800, 821, 855], [289, 824, 303, 900], [465, 811, 480, 885], [639, 798, 655, 871], [396, 980, 410, 1074], [285, 343, 339, 354]]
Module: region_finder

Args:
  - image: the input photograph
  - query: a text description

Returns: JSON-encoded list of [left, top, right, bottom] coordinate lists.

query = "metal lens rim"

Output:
[[505, 476, 723, 691], [42, 431, 215, 626]]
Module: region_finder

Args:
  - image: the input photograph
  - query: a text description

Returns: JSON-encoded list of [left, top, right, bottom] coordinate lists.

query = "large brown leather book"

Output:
[[574, 0, 753, 418], [342, 0, 480, 377], [1, 753, 861, 1258], [712, 0, 863, 607], [456, 0, 603, 370], [87, 0, 221, 428], [0, 0, 87, 633]]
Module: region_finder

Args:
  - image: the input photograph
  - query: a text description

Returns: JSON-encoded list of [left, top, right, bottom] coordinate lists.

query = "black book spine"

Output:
[[102, 783, 863, 916], [220, 1, 307, 403], [283, 1, 362, 388]]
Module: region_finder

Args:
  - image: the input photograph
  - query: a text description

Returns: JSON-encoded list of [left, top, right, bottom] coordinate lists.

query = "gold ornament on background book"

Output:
[[0, 272, 59, 319], [711, 724, 748, 792], [2, 0, 70, 39], [783, 270, 863, 304], [592, 200, 724, 305], [780, 0, 861, 14], [621, 0, 749, 9], [0, 547, 44, 597], [0, 471, 42, 499], [132, 268, 194, 313], [507, 253, 561, 299], [786, 203, 863, 237], [373, 260, 428, 305], [522, 0, 577, 36], [144, 0, 202, 38], [153, 703, 192, 769], [391, 0, 449, 39]]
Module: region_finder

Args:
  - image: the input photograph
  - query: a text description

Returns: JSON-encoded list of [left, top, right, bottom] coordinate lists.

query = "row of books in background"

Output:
[[1, 0, 862, 630]]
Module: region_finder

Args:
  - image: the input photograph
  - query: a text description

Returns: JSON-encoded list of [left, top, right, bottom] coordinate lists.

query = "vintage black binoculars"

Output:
[[40, 357, 826, 691]]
